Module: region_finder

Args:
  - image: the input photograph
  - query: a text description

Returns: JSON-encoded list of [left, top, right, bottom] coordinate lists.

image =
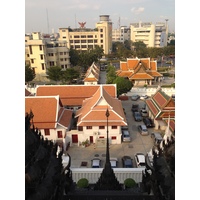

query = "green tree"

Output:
[[69, 48, 79, 66], [61, 68, 80, 84], [46, 66, 62, 83], [106, 65, 117, 84], [132, 41, 148, 58], [25, 64, 35, 84], [113, 77, 132, 96]]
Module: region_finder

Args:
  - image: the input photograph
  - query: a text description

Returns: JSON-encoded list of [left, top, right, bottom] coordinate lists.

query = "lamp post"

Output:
[[105, 108, 110, 163], [94, 108, 121, 190]]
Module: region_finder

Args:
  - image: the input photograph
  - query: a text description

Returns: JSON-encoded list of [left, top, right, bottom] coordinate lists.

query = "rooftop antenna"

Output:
[[46, 8, 50, 34], [118, 16, 121, 29], [75, 14, 77, 28]]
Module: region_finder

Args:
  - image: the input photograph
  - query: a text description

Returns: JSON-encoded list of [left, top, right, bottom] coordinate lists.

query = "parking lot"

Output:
[[65, 97, 158, 168]]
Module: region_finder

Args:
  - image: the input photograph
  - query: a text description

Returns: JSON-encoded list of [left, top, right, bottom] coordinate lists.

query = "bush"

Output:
[[77, 178, 89, 188], [124, 178, 136, 188]]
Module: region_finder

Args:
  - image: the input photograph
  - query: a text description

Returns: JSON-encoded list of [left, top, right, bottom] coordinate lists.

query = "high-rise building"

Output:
[[112, 26, 130, 43], [58, 15, 112, 55], [130, 21, 168, 47], [25, 32, 70, 82]]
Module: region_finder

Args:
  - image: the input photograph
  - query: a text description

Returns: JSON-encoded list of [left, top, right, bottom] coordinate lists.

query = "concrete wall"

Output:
[[69, 168, 143, 184]]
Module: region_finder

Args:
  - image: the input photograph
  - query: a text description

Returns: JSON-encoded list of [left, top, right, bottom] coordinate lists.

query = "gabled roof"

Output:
[[146, 88, 175, 119], [118, 57, 163, 80], [75, 85, 127, 127], [25, 88, 32, 96], [84, 62, 100, 82], [25, 96, 72, 129], [36, 85, 117, 106]]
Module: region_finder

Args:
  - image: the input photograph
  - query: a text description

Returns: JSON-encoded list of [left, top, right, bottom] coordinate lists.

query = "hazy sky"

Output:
[[25, 0, 175, 33]]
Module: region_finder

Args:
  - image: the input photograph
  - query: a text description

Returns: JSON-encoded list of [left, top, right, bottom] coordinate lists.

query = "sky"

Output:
[[25, 0, 175, 33]]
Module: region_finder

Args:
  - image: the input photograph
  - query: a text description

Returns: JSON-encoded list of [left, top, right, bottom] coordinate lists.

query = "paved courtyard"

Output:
[[65, 98, 158, 168]]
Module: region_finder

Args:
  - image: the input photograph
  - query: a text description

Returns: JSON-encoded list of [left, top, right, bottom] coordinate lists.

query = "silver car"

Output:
[[122, 130, 131, 142], [138, 124, 149, 136]]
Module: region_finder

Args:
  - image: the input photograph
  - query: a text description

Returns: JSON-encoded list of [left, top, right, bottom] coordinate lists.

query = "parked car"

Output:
[[133, 111, 142, 121], [131, 94, 140, 101], [140, 109, 148, 117], [140, 95, 148, 100], [143, 117, 155, 128], [134, 153, 146, 168], [122, 156, 133, 168], [122, 130, 131, 142], [151, 132, 163, 144], [138, 124, 149, 136], [131, 104, 139, 112], [110, 157, 118, 168], [91, 158, 101, 168]]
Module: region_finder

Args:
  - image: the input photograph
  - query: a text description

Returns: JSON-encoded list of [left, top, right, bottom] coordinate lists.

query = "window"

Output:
[[44, 129, 50, 136], [40, 55, 43, 60], [31, 59, 34, 64], [101, 40, 103, 43], [49, 61, 54, 66], [111, 136, 116, 140], [57, 131, 63, 138], [29, 46, 32, 54], [41, 63, 45, 70], [86, 126, 92, 129], [99, 126, 105, 129], [100, 29, 103, 32], [39, 45, 42, 51], [112, 126, 117, 129], [78, 126, 83, 131], [100, 34, 103, 38], [63, 36, 66, 39], [62, 29, 66, 32], [87, 35, 93, 38], [60, 52, 63, 55], [60, 58, 63, 61], [74, 35, 80, 38], [81, 35, 86, 38]]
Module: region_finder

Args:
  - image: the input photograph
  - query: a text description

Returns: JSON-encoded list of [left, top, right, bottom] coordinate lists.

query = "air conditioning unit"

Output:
[[93, 132, 98, 135]]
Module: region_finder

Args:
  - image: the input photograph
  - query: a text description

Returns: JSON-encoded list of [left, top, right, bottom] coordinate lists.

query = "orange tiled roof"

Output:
[[76, 86, 127, 126], [36, 85, 117, 106], [58, 107, 73, 128], [25, 96, 59, 129], [117, 71, 133, 77], [127, 58, 139, 70], [118, 57, 162, 81], [129, 73, 154, 79], [150, 61, 157, 70], [25, 96, 72, 129], [120, 61, 128, 71], [148, 71, 163, 77], [140, 58, 150, 69], [146, 88, 175, 120]]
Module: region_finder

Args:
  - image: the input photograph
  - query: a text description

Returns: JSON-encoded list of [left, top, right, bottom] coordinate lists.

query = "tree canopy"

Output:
[[25, 65, 36, 84]]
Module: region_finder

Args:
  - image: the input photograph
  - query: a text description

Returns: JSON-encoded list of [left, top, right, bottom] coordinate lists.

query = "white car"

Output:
[[91, 158, 101, 168], [134, 153, 146, 168], [140, 95, 148, 100], [140, 109, 148, 117], [110, 157, 118, 168]]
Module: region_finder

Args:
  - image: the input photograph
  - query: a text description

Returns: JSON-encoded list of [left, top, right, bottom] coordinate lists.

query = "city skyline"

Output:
[[25, 0, 175, 34]]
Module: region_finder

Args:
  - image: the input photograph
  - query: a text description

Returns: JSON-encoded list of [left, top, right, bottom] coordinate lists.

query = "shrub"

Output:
[[77, 178, 89, 188], [124, 178, 136, 188]]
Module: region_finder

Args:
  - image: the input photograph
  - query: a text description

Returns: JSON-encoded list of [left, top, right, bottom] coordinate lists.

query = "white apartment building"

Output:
[[130, 21, 168, 47], [58, 15, 112, 55], [112, 26, 130, 43], [25, 32, 70, 82]]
